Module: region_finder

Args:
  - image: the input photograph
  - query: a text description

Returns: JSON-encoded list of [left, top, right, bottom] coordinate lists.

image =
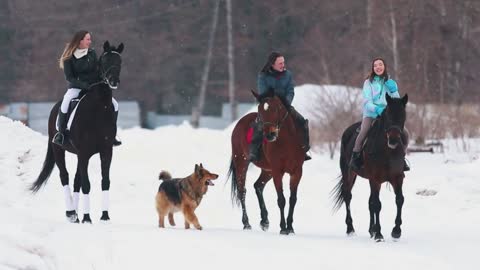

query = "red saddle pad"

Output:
[[246, 127, 267, 144]]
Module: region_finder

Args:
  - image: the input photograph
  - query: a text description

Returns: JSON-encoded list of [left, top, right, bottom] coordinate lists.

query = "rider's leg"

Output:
[[248, 120, 263, 162], [350, 117, 374, 171], [402, 127, 410, 171], [289, 106, 311, 160], [53, 88, 81, 146], [112, 98, 121, 146]]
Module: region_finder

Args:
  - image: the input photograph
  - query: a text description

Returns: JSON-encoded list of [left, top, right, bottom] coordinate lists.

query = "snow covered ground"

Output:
[[1, 85, 479, 270]]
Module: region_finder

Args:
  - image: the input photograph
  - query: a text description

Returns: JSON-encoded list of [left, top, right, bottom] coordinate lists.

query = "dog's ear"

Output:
[[195, 164, 201, 176]]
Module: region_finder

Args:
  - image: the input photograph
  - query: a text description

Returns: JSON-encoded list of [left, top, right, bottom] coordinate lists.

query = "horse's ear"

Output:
[[386, 94, 393, 104], [251, 90, 260, 101], [267, 88, 275, 97], [200, 163, 203, 168], [402, 94, 408, 106], [117, 43, 124, 54], [103, 41, 111, 52]]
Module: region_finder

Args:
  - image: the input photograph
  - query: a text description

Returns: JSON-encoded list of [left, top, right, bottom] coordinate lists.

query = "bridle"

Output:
[[98, 51, 121, 89], [257, 97, 290, 133]]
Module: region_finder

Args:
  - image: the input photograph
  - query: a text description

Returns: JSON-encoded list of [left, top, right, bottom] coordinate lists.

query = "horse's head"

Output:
[[252, 89, 289, 142], [383, 94, 408, 149], [99, 41, 124, 90]]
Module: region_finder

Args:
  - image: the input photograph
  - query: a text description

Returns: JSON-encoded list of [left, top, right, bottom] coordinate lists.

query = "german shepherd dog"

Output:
[[156, 163, 218, 230]]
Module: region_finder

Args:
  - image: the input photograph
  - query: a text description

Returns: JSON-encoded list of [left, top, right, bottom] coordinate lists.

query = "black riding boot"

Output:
[[113, 111, 122, 146], [290, 107, 311, 161], [349, 151, 362, 172], [52, 112, 68, 146], [248, 121, 263, 162], [404, 159, 410, 171]]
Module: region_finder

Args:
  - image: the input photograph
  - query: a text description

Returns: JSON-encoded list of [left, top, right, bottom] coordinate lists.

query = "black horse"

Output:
[[333, 94, 408, 241], [31, 41, 124, 224]]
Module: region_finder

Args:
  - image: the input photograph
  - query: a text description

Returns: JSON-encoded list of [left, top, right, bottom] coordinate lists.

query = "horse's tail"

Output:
[[331, 174, 346, 212], [331, 127, 352, 212], [227, 157, 241, 207], [31, 141, 55, 193]]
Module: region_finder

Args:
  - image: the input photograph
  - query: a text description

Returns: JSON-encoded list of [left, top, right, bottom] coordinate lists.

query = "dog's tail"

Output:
[[159, 170, 172, 181]]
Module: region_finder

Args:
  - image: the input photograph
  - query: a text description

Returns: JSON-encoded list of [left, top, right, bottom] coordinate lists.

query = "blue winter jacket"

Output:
[[362, 76, 400, 118], [257, 69, 295, 106]]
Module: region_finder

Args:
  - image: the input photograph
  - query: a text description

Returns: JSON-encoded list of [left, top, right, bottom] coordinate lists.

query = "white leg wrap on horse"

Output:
[[102, 190, 110, 211], [83, 194, 90, 214], [73, 192, 80, 212], [63, 185, 74, 211]]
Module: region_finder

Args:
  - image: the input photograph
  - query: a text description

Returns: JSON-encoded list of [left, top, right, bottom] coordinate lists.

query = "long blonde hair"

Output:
[[59, 30, 89, 69]]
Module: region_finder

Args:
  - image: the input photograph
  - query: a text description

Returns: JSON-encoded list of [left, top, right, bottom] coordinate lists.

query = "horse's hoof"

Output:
[[66, 210, 78, 223], [243, 224, 252, 230], [82, 214, 92, 224], [391, 228, 402, 239], [347, 230, 356, 237], [280, 228, 294, 235], [374, 233, 384, 242], [369, 230, 375, 238], [260, 221, 269, 231], [100, 211, 110, 222]]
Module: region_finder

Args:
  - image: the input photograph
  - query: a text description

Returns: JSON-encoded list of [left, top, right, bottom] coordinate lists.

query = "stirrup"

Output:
[[52, 132, 64, 146]]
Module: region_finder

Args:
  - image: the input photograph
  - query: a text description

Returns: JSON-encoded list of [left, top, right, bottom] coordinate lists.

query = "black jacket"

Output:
[[63, 48, 100, 90]]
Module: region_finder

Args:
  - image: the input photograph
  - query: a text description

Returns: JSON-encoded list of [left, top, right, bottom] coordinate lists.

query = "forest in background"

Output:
[[1, 0, 479, 116]]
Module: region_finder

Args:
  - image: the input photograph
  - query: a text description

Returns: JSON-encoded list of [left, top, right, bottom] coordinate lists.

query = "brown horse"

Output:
[[333, 94, 408, 242], [227, 89, 305, 235]]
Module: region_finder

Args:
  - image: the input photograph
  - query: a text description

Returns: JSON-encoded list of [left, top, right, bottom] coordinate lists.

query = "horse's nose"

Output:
[[387, 136, 400, 149]]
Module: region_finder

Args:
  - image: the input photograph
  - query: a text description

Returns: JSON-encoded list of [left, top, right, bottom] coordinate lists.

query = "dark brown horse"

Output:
[[228, 90, 305, 235], [31, 41, 123, 224], [333, 94, 408, 241]]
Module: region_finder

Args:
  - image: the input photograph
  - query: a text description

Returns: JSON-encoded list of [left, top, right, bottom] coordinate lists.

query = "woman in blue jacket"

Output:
[[349, 58, 409, 171], [249, 52, 311, 162]]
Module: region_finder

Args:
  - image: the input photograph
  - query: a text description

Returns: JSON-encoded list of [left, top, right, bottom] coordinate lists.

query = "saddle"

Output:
[[65, 90, 88, 131]]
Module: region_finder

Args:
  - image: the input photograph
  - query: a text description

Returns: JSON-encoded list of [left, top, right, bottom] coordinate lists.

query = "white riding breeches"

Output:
[[60, 88, 81, 113], [112, 97, 119, 112], [60, 88, 119, 113]]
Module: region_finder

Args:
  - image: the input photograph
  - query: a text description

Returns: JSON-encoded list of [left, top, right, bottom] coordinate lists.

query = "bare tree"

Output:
[[310, 86, 362, 159], [191, 0, 220, 128], [226, 0, 237, 122], [388, 0, 399, 81]]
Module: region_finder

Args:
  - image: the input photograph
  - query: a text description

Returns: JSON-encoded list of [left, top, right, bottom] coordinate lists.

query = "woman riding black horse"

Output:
[[32, 40, 124, 224], [349, 58, 409, 172], [53, 30, 121, 147]]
